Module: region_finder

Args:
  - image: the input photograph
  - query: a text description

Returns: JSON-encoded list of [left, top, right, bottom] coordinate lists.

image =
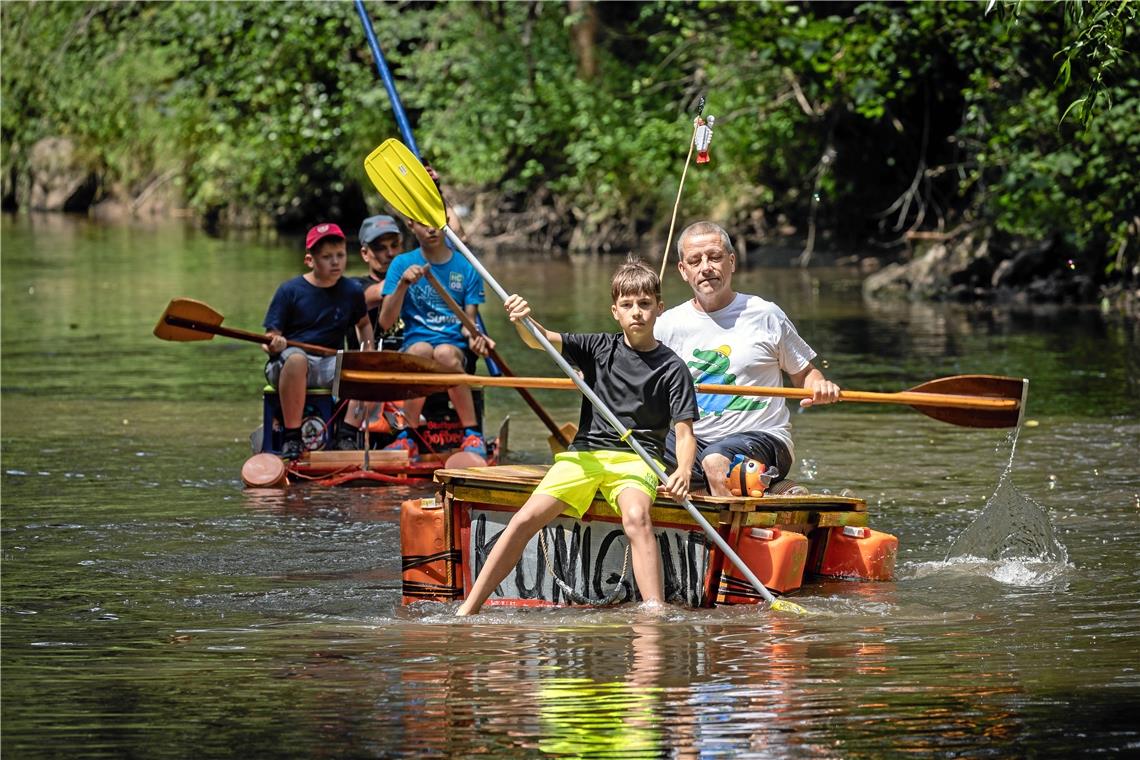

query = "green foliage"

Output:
[[1, 0, 1135, 284]]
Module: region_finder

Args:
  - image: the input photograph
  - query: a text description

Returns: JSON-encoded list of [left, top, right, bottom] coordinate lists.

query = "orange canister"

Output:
[[718, 527, 809, 603], [814, 525, 898, 581], [400, 497, 462, 603]]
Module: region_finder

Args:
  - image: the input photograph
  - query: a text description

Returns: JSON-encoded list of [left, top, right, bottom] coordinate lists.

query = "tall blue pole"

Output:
[[354, 0, 420, 159], [354, 0, 502, 378]]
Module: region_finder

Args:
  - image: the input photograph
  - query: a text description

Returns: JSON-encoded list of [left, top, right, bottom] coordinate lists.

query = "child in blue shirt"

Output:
[[378, 218, 493, 457]]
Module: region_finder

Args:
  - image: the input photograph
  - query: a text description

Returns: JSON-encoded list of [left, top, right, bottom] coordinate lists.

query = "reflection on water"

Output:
[[3, 216, 1139, 756]]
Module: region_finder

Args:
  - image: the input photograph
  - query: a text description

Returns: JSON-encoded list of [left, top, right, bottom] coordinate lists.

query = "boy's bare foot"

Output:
[[455, 601, 479, 617]]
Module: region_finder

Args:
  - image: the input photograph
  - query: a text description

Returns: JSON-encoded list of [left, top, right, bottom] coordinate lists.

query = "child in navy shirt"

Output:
[[264, 223, 372, 459]]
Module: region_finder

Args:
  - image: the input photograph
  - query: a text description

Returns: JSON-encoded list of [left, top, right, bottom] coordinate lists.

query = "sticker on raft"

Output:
[[688, 345, 768, 417]]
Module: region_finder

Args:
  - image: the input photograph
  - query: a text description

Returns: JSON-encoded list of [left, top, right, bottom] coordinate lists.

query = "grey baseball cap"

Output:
[[359, 215, 401, 245]]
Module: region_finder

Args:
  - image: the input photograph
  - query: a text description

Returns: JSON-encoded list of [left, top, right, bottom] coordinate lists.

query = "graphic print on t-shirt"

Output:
[[687, 345, 768, 418]]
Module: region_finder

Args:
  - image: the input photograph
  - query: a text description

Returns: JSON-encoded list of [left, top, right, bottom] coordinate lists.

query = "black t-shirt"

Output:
[[352, 274, 404, 348], [560, 332, 699, 462]]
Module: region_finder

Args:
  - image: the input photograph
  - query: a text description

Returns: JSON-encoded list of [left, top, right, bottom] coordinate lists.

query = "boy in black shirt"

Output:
[[457, 259, 698, 615]]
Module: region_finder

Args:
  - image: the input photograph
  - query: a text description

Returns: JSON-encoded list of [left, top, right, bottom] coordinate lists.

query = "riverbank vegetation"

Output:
[[2, 1, 1135, 307]]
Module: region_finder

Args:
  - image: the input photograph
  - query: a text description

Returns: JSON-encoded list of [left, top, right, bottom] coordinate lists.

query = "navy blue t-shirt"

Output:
[[560, 332, 699, 462], [263, 275, 367, 353]]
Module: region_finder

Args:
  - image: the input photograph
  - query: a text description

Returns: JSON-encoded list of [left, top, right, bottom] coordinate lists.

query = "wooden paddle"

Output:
[[420, 270, 572, 449], [335, 358, 1026, 429], [153, 298, 337, 356]]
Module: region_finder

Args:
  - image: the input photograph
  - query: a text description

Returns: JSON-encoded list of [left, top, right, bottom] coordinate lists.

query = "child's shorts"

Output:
[[264, 347, 337, 389], [534, 450, 662, 518]]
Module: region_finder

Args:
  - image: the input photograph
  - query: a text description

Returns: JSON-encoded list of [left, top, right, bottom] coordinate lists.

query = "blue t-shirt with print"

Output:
[[382, 248, 485, 347], [263, 275, 367, 353]]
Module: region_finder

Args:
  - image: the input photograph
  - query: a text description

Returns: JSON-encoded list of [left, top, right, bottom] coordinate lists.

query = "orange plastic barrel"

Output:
[[241, 453, 289, 489], [400, 497, 462, 603], [718, 526, 809, 603], [814, 525, 898, 581]]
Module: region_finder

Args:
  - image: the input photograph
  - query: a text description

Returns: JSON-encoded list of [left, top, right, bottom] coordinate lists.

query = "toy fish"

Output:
[[725, 455, 778, 497]]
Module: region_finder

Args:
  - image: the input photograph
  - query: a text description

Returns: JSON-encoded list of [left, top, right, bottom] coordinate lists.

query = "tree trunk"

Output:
[[568, 0, 598, 81]]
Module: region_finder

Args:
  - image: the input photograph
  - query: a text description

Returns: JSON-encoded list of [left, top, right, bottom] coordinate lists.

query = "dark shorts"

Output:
[[664, 429, 793, 488]]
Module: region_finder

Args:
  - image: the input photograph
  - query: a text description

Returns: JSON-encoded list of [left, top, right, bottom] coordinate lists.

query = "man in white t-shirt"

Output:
[[654, 221, 841, 496]]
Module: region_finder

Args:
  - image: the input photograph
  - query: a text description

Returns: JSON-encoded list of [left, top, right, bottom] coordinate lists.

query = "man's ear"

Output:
[[677, 260, 689, 283]]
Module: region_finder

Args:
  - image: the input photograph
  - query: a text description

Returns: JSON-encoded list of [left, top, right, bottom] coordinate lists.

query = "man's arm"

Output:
[[663, 419, 695, 500], [364, 282, 383, 310], [504, 294, 562, 353], [788, 363, 841, 407], [354, 314, 374, 350]]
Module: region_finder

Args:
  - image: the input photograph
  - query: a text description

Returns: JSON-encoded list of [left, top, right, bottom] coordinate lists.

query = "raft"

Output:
[[400, 464, 898, 607], [244, 385, 503, 488]]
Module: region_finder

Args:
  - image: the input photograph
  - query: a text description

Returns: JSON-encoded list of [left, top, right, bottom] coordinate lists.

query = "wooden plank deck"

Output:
[[433, 465, 866, 528]]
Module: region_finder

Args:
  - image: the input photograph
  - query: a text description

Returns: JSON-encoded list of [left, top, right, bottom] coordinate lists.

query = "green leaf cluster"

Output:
[[1, 1, 1135, 283]]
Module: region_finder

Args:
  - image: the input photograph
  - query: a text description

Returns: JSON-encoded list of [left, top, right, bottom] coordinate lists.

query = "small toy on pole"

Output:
[[694, 114, 715, 164]]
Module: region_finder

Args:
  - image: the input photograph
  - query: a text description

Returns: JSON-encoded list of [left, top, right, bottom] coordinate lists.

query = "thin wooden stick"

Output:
[[660, 125, 698, 280]]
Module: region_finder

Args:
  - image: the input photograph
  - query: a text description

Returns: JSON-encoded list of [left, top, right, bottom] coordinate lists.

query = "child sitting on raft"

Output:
[[456, 258, 698, 615]]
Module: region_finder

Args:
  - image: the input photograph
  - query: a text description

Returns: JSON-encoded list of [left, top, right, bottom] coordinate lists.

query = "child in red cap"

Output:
[[263, 223, 374, 459]]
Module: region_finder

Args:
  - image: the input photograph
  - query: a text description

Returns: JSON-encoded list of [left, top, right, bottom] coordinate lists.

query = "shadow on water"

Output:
[[3, 216, 1139, 756]]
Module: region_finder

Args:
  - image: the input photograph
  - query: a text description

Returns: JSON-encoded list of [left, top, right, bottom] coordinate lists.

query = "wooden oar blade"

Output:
[[905, 374, 1026, 428], [333, 350, 450, 401], [363, 139, 447, 229], [546, 422, 578, 455], [153, 298, 224, 342]]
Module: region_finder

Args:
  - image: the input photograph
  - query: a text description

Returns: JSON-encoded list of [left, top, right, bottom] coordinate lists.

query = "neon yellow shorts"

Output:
[[534, 450, 661, 518]]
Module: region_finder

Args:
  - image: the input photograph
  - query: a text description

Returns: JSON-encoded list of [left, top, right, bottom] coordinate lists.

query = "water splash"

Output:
[[945, 420, 1068, 565]]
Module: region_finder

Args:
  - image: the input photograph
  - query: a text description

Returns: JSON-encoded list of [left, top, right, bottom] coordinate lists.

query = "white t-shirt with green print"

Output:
[[654, 292, 816, 460]]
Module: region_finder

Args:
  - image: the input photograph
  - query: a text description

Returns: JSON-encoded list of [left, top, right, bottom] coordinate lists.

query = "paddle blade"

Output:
[[906, 374, 1026, 429], [153, 298, 224, 342], [334, 350, 450, 401], [546, 422, 578, 455], [363, 139, 447, 229], [770, 599, 809, 615]]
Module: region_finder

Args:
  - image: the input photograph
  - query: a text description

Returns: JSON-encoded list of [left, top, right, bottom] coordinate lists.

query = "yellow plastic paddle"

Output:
[[362, 138, 807, 614]]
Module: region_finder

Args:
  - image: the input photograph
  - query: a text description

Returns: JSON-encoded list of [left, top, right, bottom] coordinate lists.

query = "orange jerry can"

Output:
[[400, 497, 462, 603], [718, 527, 809, 603], [814, 525, 898, 581]]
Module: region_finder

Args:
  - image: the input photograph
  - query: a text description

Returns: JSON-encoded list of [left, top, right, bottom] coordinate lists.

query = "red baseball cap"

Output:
[[305, 222, 345, 251]]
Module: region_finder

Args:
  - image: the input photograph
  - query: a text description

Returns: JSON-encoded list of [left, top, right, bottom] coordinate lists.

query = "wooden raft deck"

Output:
[[433, 464, 868, 533]]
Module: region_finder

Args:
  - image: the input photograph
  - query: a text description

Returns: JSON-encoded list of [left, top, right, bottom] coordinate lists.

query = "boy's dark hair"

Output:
[[611, 256, 661, 302]]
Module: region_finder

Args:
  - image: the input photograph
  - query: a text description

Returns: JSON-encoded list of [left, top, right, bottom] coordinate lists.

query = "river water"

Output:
[[2, 214, 1138, 758]]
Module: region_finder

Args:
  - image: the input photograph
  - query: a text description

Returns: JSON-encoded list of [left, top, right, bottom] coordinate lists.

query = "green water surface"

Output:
[[2, 215, 1138, 758]]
